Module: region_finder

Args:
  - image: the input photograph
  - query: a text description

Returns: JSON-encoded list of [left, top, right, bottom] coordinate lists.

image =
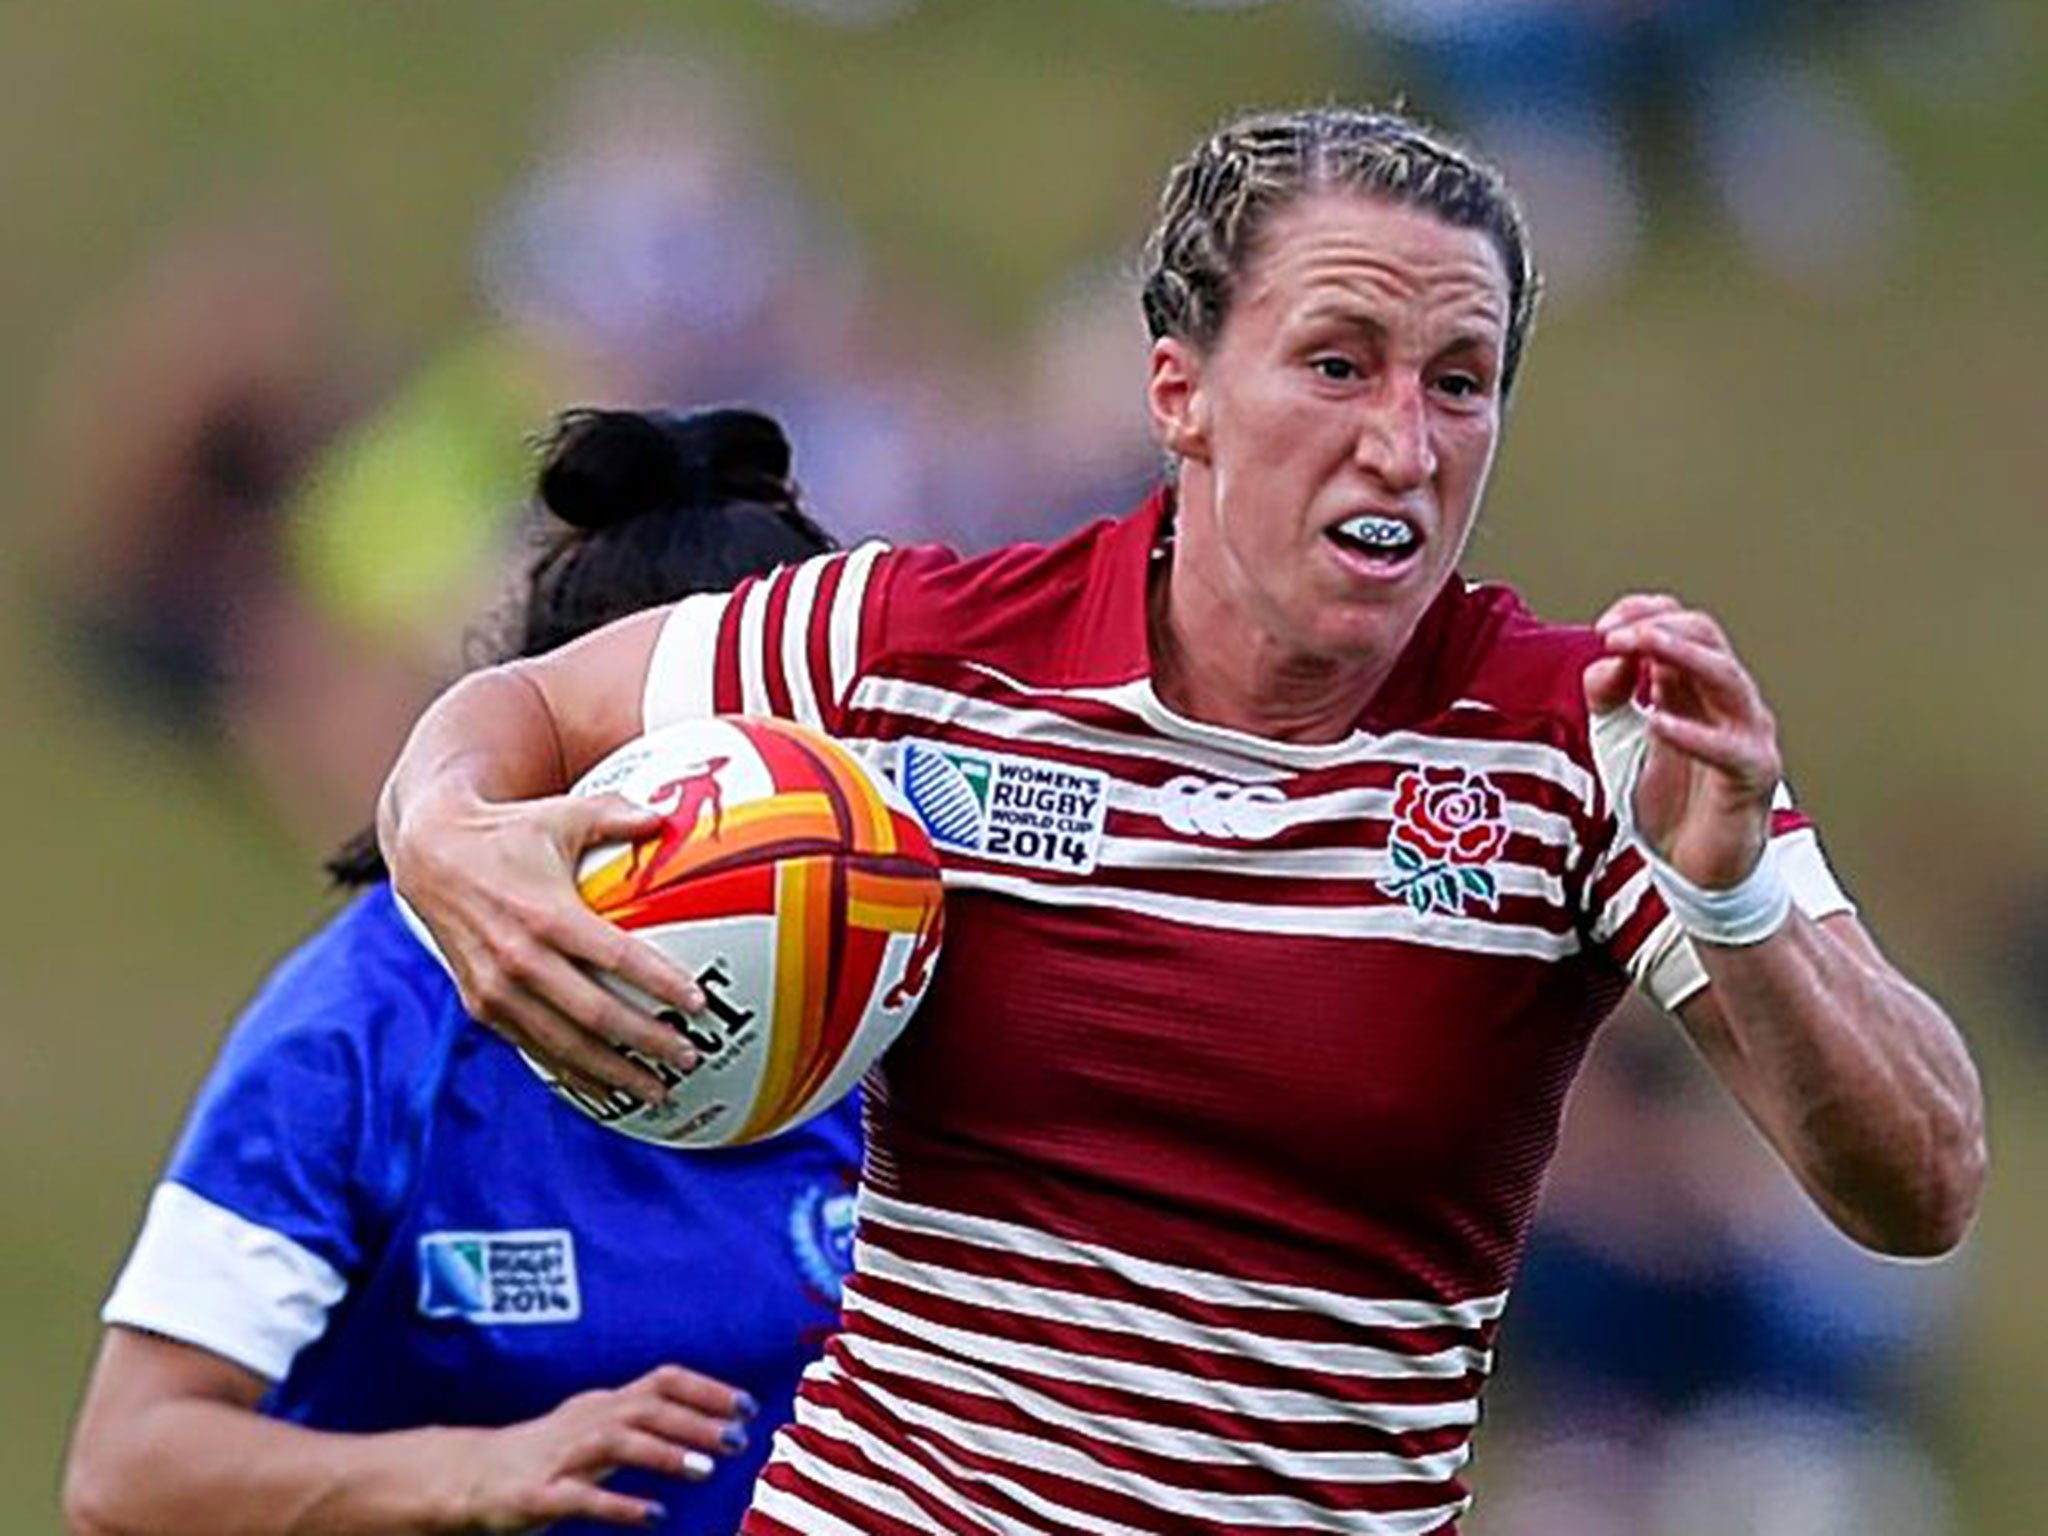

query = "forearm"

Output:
[[1682, 912, 1986, 1256], [67, 1396, 481, 1536], [378, 665, 571, 857]]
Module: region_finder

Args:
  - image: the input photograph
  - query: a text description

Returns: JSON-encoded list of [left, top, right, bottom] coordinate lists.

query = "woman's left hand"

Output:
[[1583, 592, 1783, 888]]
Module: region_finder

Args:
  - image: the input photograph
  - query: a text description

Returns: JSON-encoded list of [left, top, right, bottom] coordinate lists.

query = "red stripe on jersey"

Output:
[[759, 565, 798, 720], [808, 554, 846, 723], [711, 576, 752, 715]]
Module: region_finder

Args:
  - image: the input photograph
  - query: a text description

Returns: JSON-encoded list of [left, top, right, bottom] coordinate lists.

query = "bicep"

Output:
[[515, 605, 671, 778], [81, 1327, 272, 1421], [68, 1328, 271, 1512]]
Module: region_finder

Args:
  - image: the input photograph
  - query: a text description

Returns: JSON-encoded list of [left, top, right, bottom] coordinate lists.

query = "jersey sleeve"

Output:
[[642, 541, 892, 734], [101, 897, 436, 1381], [1584, 784, 1856, 1011]]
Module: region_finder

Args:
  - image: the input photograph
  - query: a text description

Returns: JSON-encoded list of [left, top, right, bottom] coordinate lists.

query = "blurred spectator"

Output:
[[260, 38, 1077, 844], [756, 0, 925, 25], [1480, 1001, 1965, 1535], [1335, 0, 1909, 298], [37, 209, 362, 734], [1009, 262, 1163, 541]]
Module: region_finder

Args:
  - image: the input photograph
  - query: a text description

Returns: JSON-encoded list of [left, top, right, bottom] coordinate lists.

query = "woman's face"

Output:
[[1150, 192, 1511, 679]]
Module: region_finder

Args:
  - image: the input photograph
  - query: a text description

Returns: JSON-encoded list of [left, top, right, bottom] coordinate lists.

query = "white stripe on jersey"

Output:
[[768, 1412, 1046, 1534], [856, 1241, 1492, 1380], [1099, 779, 1580, 851], [642, 591, 727, 729], [862, 1191, 1507, 1331], [781, 555, 830, 728], [828, 543, 888, 716], [780, 1395, 1101, 1535], [838, 1331, 1480, 1457]]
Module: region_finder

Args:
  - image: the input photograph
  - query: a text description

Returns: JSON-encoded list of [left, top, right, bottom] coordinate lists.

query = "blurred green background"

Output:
[[2, 2, 2041, 1532]]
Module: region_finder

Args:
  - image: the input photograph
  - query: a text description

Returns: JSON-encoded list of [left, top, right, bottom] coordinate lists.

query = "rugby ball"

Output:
[[547, 716, 944, 1147]]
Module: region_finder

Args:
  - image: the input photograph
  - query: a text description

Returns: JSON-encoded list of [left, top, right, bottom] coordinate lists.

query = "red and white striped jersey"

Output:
[[642, 492, 1849, 1535]]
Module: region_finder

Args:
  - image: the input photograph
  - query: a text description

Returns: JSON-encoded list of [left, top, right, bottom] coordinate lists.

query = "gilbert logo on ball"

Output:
[[543, 716, 945, 1148]]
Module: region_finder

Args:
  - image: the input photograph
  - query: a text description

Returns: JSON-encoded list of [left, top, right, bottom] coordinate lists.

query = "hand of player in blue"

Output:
[[1583, 593, 1783, 890], [451, 1363, 755, 1531]]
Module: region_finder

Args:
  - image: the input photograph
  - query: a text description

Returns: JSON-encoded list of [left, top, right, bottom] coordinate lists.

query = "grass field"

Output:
[[3, 2, 2043, 1529]]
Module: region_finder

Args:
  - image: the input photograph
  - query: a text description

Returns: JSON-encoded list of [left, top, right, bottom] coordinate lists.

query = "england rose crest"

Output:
[[1377, 765, 1510, 916]]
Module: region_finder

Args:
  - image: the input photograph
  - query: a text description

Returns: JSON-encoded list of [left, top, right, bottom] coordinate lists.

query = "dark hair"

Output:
[[326, 406, 835, 886], [1141, 104, 1539, 398]]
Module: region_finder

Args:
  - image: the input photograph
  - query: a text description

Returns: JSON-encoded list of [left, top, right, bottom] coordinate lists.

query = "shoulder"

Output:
[[872, 500, 1156, 681], [209, 886, 462, 1088], [1446, 579, 1605, 733]]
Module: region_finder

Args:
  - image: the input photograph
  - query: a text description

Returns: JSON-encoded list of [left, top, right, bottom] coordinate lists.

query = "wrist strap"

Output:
[[1646, 839, 1793, 946]]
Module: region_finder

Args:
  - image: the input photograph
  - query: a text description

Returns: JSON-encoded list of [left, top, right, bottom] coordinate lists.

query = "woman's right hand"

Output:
[[389, 778, 706, 1104], [448, 1364, 758, 1532]]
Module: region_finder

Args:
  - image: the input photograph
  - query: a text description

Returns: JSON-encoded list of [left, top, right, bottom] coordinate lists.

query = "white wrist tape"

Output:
[[1645, 839, 1793, 946], [1591, 698, 1792, 946]]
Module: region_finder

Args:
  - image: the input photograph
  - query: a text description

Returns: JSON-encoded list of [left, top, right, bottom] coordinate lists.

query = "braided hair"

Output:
[[1140, 105, 1540, 398]]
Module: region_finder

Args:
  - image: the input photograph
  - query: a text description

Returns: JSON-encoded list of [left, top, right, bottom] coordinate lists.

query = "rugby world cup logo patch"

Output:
[[899, 740, 1106, 874], [901, 742, 992, 848], [418, 1230, 581, 1324]]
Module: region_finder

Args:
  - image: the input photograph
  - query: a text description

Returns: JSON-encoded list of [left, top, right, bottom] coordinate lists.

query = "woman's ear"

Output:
[[1146, 336, 1210, 464]]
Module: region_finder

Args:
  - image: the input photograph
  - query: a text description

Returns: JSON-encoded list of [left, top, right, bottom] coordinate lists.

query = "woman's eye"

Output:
[[1310, 356, 1359, 382]]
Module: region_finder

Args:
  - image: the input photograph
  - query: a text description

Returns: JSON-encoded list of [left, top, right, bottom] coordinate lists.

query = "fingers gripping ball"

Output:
[[553, 717, 944, 1147]]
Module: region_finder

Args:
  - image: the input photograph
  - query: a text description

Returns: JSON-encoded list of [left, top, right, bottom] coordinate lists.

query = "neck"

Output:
[[1147, 546, 1399, 745]]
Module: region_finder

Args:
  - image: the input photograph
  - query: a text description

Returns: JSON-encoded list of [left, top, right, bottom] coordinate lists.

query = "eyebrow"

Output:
[[1295, 302, 1504, 359]]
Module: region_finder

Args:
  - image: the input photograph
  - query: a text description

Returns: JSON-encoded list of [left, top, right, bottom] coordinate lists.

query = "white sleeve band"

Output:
[[642, 591, 731, 732], [101, 1182, 348, 1382]]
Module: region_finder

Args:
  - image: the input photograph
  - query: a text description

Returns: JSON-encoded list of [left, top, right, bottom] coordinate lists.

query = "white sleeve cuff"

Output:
[[101, 1182, 348, 1382], [1639, 826, 1857, 1011]]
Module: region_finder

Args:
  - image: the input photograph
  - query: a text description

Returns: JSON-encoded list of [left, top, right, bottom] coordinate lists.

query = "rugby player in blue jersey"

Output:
[[64, 407, 859, 1536]]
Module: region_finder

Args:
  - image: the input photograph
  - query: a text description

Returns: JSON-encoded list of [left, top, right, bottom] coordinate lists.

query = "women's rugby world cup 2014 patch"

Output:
[[896, 741, 1108, 875]]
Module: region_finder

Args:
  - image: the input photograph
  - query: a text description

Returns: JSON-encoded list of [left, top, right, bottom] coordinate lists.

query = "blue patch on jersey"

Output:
[[788, 1184, 857, 1298]]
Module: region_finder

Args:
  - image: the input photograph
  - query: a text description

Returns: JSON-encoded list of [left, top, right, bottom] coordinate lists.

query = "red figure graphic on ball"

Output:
[[884, 903, 945, 1010], [627, 757, 730, 883]]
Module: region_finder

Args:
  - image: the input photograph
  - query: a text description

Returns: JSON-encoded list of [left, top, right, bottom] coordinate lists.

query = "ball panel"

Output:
[[541, 715, 947, 1147], [518, 909, 782, 1148], [787, 924, 930, 1130], [733, 853, 839, 1142], [582, 855, 780, 931]]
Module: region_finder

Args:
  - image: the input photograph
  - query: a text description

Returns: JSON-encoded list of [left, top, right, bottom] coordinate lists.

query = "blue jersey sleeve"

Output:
[[102, 889, 458, 1378]]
